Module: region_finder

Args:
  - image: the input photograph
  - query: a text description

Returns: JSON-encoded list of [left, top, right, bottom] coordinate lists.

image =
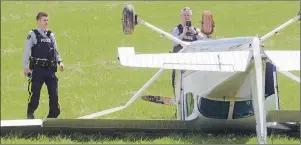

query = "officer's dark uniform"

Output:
[[171, 24, 199, 91], [24, 28, 62, 119]]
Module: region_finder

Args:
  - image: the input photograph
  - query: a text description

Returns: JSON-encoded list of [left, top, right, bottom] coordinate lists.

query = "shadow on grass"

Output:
[[1, 130, 300, 144]]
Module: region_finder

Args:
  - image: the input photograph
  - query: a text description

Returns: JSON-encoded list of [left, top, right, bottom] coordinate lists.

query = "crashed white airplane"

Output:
[[1, 4, 300, 145]]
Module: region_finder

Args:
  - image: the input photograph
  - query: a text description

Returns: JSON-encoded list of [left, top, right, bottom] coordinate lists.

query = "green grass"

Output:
[[1, 1, 300, 144], [1, 132, 300, 144]]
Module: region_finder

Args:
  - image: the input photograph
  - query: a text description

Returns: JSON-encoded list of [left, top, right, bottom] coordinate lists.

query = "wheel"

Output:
[[122, 4, 136, 35]]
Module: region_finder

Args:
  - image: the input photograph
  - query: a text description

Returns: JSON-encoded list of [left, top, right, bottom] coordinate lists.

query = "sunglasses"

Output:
[[181, 7, 191, 11]]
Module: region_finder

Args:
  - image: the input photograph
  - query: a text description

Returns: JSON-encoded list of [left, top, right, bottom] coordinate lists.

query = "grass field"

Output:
[[1, 1, 300, 144]]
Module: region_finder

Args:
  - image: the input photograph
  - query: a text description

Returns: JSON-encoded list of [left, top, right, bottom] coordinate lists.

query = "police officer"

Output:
[[171, 7, 207, 52], [23, 12, 64, 119], [170, 7, 207, 91]]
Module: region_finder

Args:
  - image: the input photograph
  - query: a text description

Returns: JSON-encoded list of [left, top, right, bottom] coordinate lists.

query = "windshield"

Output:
[[232, 100, 254, 119], [198, 97, 255, 120], [198, 97, 230, 119]]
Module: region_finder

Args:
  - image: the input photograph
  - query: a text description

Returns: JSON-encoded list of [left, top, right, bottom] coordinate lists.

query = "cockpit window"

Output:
[[232, 100, 254, 119], [198, 97, 230, 119]]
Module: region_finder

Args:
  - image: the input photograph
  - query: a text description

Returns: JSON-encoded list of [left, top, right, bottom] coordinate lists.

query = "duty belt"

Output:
[[30, 57, 56, 68]]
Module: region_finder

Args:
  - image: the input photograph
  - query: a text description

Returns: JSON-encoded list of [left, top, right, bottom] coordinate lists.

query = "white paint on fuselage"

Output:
[[173, 37, 278, 130]]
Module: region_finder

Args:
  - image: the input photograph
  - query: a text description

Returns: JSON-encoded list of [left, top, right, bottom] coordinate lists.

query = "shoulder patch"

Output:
[[26, 31, 34, 40], [27, 34, 31, 40]]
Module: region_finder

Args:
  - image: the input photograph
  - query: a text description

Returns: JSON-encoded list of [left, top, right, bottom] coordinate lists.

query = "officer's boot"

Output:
[[47, 108, 60, 118], [27, 111, 35, 119], [27, 102, 36, 119], [47, 99, 60, 118]]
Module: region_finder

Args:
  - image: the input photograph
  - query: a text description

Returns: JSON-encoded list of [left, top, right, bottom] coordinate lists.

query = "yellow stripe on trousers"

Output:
[[27, 78, 32, 103]]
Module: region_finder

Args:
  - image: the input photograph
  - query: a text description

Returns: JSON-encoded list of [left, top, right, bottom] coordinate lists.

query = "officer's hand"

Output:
[[59, 62, 64, 72], [179, 26, 189, 39], [24, 68, 32, 77], [183, 26, 188, 34], [189, 27, 197, 34]]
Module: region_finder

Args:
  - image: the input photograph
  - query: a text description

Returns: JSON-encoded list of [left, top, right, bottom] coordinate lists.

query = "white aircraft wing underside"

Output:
[[265, 50, 300, 71], [118, 47, 252, 72]]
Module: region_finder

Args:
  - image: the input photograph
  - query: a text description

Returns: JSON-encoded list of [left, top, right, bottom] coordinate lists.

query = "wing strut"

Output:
[[251, 37, 267, 144], [78, 45, 190, 119]]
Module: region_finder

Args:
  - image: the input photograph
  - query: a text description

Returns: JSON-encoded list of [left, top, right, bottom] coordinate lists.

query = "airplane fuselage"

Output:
[[173, 37, 279, 131]]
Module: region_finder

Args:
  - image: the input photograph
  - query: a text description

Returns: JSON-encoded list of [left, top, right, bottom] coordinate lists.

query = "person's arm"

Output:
[[171, 27, 180, 46], [23, 31, 34, 70], [51, 33, 62, 64], [194, 28, 208, 40], [51, 32, 64, 71], [171, 27, 187, 46], [196, 32, 208, 40]]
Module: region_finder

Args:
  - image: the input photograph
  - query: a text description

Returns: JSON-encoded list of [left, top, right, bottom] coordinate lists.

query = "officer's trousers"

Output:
[[27, 67, 60, 118]]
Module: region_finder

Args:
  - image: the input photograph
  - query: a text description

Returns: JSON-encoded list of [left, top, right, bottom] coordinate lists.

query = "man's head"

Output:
[[180, 7, 192, 26], [36, 12, 48, 30]]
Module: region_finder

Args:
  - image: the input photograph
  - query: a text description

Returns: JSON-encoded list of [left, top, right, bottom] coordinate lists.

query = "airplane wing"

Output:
[[117, 47, 252, 72], [265, 50, 300, 71]]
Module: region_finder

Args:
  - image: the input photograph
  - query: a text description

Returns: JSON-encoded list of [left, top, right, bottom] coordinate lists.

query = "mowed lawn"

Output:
[[1, 1, 300, 144]]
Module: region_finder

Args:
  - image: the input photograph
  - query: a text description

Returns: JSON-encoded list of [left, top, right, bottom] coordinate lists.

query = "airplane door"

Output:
[[179, 71, 195, 120], [176, 70, 196, 120]]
